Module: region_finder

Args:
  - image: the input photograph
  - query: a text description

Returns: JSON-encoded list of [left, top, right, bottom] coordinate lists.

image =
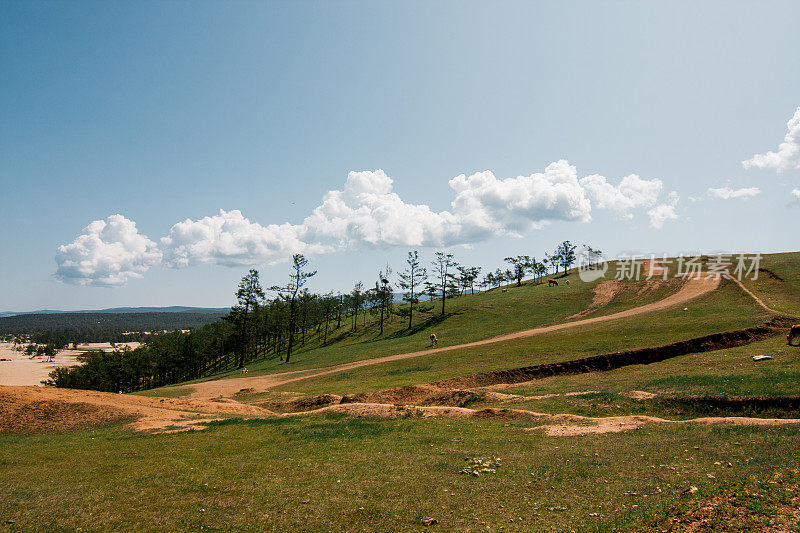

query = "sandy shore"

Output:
[[0, 343, 81, 386], [0, 342, 139, 387]]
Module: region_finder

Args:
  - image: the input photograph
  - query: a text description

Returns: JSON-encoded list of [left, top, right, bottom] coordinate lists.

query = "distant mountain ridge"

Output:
[[0, 306, 229, 318]]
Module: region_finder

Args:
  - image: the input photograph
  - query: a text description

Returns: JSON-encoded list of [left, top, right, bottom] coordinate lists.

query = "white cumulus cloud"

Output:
[[302, 170, 462, 248], [743, 106, 800, 172], [304, 161, 600, 248], [448, 160, 593, 238], [707, 187, 761, 200], [161, 209, 329, 268], [579, 173, 662, 215], [56, 161, 681, 285], [55, 214, 162, 287]]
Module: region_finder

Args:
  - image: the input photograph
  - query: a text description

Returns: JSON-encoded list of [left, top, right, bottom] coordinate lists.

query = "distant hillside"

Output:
[[0, 310, 228, 344], [0, 306, 228, 318]]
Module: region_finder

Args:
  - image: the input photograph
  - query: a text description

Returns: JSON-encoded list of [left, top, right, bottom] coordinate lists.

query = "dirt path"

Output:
[[727, 275, 782, 314], [183, 272, 720, 401]]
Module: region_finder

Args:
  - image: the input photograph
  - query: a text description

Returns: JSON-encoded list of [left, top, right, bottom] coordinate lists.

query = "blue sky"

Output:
[[1, 1, 799, 311]]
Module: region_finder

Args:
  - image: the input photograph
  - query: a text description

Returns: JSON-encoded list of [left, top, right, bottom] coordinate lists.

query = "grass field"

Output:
[[3, 252, 800, 531], [2, 416, 799, 531]]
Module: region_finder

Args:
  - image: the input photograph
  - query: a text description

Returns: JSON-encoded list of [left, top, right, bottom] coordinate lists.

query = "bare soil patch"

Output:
[[532, 413, 800, 437], [567, 280, 622, 319], [624, 390, 658, 400], [0, 396, 132, 433], [280, 401, 800, 436], [340, 384, 477, 407], [5, 384, 800, 437], [0, 386, 274, 434], [258, 393, 343, 413]]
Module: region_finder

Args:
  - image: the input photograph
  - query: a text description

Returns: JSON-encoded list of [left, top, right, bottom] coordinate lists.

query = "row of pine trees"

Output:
[[47, 241, 594, 392]]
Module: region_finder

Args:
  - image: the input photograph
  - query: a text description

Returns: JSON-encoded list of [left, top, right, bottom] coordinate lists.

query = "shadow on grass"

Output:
[[205, 414, 396, 441], [387, 312, 455, 340]]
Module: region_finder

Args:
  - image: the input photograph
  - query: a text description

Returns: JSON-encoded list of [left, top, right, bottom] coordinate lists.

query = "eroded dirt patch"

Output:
[[341, 384, 477, 407], [624, 390, 658, 400], [0, 394, 132, 433], [0, 386, 275, 434], [568, 280, 622, 319]]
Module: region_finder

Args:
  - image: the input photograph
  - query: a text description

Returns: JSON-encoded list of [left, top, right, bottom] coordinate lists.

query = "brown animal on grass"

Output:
[[788, 325, 800, 346], [548, 279, 559, 286], [430, 333, 438, 347]]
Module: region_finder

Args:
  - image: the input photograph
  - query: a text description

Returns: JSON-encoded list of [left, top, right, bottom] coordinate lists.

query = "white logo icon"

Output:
[[578, 255, 608, 282]]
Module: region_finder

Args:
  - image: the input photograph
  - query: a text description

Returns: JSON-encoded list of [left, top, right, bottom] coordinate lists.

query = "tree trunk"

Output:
[[238, 308, 248, 368], [286, 298, 296, 363]]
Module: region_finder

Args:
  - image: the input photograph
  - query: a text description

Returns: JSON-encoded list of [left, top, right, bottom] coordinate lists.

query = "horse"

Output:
[[548, 279, 559, 286], [788, 325, 800, 346], [430, 333, 438, 347]]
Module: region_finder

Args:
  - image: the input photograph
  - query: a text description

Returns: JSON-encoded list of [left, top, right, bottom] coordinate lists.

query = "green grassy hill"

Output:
[[156, 253, 796, 397], [3, 252, 800, 532]]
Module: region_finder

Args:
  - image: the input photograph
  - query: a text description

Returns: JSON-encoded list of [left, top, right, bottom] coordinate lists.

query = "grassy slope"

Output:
[[737, 251, 800, 315], [471, 335, 800, 420], [187, 266, 693, 383], [226, 271, 599, 376], [233, 253, 795, 398], [260, 278, 769, 397], [152, 255, 784, 397]]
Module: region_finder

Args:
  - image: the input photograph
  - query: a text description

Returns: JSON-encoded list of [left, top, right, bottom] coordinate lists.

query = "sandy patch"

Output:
[[623, 390, 658, 400], [532, 414, 800, 437], [74, 342, 141, 351], [0, 342, 81, 386]]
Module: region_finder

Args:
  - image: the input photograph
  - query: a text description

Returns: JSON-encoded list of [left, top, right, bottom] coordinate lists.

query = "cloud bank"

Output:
[[55, 215, 162, 287], [707, 187, 761, 200], [161, 209, 329, 268], [743, 106, 800, 172], [56, 161, 678, 286]]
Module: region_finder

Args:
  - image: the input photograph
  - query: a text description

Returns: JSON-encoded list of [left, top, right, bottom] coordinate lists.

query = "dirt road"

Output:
[[182, 271, 721, 401]]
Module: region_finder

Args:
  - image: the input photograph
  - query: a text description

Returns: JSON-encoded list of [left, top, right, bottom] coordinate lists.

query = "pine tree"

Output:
[[397, 251, 426, 329]]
